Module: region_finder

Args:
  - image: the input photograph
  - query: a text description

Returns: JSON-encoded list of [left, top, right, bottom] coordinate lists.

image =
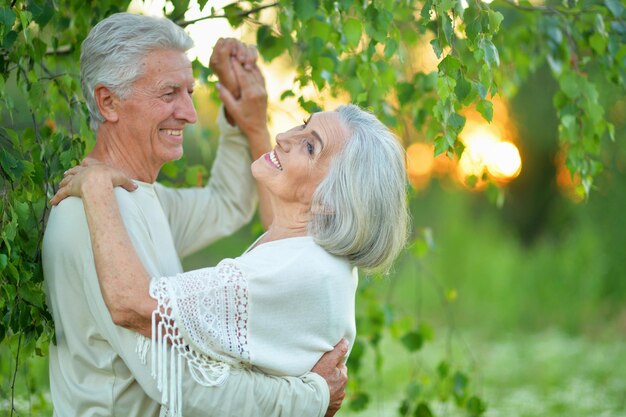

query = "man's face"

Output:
[[115, 48, 197, 171]]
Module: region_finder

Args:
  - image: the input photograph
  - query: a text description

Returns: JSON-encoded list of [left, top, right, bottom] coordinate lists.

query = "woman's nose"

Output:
[[276, 133, 292, 151]]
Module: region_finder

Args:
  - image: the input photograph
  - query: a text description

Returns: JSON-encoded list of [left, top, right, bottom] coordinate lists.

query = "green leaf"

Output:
[[161, 161, 180, 179], [401, 330, 424, 352], [438, 54, 461, 76], [185, 165, 208, 187], [309, 18, 331, 42], [343, 18, 362, 47], [298, 96, 322, 113], [465, 18, 481, 46], [280, 90, 295, 100], [448, 112, 466, 132], [293, 0, 318, 21], [559, 72, 580, 99], [604, 0, 624, 17], [561, 114, 577, 141], [223, 3, 244, 27], [453, 371, 469, 401], [2, 30, 17, 48], [476, 99, 493, 122], [397, 82, 415, 106], [463, 3, 480, 42], [420, 0, 433, 21], [0, 148, 25, 182], [461, 171, 478, 191], [384, 38, 398, 60], [430, 37, 443, 59], [406, 380, 421, 398], [434, 136, 448, 156], [467, 396, 487, 416], [589, 32, 607, 55], [480, 38, 500, 68], [436, 75, 456, 101], [454, 75, 472, 103], [256, 26, 290, 61], [442, 14, 454, 45], [0, 253, 7, 272], [169, 0, 190, 20], [607, 122, 615, 142], [198, 0, 209, 11], [19, 285, 44, 308], [27, 0, 54, 28], [414, 402, 434, 417], [349, 392, 370, 411], [0, 7, 16, 29], [487, 10, 504, 33]]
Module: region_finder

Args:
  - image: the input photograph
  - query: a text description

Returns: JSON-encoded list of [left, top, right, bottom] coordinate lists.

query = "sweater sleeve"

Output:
[[155, 107, 258, 259], [147, 261, 255, 416]]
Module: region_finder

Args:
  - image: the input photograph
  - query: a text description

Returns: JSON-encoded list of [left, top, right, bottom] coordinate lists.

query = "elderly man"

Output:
[[42, 12, 347, 417]]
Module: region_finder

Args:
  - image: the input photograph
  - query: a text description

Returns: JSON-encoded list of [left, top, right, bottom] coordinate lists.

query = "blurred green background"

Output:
[[2, 62, 626, 416]]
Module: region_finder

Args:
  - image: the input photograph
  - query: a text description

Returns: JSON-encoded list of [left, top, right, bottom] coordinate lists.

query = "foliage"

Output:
[[1, 0, 624, 415]]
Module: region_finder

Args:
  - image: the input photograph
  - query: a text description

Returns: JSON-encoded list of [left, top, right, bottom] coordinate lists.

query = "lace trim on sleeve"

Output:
[[138, 261, 250, 417]]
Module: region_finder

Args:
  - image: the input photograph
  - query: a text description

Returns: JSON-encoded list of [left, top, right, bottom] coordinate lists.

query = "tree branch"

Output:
[[176, 2, 280, 28], [44, 3, 282, 56], [45, 45, 73, 56], [10, 332, 22, 417]]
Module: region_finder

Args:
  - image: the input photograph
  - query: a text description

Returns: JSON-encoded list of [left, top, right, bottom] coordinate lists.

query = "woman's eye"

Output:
[[306, 141, 314, 155]]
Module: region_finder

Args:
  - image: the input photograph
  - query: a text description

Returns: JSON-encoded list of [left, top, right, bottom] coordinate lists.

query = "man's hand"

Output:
[[216, 58, 269, 145], [311, 339, 349, 417], [209, 38, 257, 100]]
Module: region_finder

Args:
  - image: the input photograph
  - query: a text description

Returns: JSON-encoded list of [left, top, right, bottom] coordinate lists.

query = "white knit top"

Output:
[[145, 236, 357, 417]]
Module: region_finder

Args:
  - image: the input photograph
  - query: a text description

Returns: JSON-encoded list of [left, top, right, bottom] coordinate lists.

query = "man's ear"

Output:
[[94, 85, 120, 123]]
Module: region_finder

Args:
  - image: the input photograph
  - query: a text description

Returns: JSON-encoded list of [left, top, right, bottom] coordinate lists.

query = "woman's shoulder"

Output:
[[238, 236, 352, 276]]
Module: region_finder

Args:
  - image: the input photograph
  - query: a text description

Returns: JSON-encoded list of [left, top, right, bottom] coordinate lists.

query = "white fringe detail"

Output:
[[136, 261, 250, 417]]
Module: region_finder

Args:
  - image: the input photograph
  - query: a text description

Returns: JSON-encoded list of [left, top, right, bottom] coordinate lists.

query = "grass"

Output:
[[3, 329, 625, 417], [338, 329, 626, 417]]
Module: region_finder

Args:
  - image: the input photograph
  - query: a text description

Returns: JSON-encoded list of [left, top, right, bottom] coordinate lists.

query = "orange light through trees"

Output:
[[457, 123, 522, 186], [406, 98, 523, 191]]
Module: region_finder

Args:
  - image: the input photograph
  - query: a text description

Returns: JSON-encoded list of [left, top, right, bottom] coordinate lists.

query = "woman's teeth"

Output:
[[270, 150, 283, 170]]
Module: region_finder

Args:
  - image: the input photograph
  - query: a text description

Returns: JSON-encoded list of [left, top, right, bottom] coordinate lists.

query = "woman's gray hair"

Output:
[[309, 104, 410, 274], [80, 13, 194, 131]]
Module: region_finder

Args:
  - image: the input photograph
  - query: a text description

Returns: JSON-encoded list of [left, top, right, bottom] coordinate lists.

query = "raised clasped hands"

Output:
[[50, 159, 136, 206], [209, 38, 268, 139]]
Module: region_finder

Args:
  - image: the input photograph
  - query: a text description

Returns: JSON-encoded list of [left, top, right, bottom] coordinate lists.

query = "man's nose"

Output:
[[176, 92, 197, 124]]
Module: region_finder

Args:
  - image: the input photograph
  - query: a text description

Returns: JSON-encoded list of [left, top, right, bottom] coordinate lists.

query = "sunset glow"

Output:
[[458, 123, 522, 186]]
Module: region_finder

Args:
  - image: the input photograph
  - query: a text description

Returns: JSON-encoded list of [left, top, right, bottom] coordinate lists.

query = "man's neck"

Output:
[[89, 127, 160, 183]]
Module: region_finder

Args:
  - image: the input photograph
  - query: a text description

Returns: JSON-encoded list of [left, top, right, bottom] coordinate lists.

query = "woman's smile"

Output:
[[264, 149, 283, 171]]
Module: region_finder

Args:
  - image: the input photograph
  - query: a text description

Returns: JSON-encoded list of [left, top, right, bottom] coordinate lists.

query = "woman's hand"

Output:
[[209, 38, 258, 100], [50, 162, 137, 206]]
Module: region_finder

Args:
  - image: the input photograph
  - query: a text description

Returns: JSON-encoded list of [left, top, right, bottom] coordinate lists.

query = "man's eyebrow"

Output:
[[159, 82, 195, 90], [156, 83, 178, 93]]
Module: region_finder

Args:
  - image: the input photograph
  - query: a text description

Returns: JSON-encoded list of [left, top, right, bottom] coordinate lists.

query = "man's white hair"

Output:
[[80, 13, 194, 131], [309, 104, 410, 274]]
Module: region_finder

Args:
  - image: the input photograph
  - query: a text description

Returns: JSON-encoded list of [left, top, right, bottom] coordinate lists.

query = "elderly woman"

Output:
[[52, 104, 409, 416]]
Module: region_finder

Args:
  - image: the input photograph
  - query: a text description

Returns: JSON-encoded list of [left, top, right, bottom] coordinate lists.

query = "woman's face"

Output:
[[252, 111, 350, 206]]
